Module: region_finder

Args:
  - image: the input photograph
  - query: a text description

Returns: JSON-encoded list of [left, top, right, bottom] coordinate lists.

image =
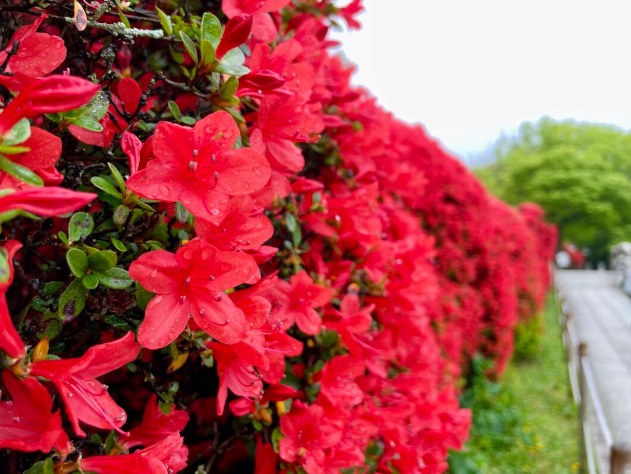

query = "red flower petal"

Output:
[[138, 294, 192, 349]]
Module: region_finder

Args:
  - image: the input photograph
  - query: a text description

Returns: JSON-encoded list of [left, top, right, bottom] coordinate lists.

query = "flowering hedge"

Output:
[[0, 2, 553, 473]]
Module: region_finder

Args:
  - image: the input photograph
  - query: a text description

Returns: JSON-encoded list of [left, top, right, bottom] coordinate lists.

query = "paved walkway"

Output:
[[555, 270, 631, 464]]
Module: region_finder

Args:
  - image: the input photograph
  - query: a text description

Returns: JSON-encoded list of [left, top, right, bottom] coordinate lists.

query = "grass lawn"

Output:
[[449, 294, 580, 473]]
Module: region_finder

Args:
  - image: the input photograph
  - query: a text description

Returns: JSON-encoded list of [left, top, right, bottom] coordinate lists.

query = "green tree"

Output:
[[477, 117, 631, 265]]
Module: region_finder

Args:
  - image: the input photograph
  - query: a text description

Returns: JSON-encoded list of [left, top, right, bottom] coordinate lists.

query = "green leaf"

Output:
[[271, 426, 283, 452], [180, 116, 196, 125], [95, 267, 132, 289], [111, 237, 127, 252], [0, 145, 30, 155], [64, 91, 108, 131], [89, 250, 118, 271], [0, 246, 11, 286], [135, 284, 154, 310], [175, 201, 189, 223], [219, 77, 239, 100], [104, 430, 117, 454], [156, 7, 173, 36], [113, 204, 130, 225], [285, 212, 297, 232], [118, 10, 131, 28], [168, 100, 182, 120], [66, 248, 89, 277], [24, 457, 54, 474], [108, 162, 126, 192], [179, 31, 198, 64], [82, 273, 99, 289], [43, 281, 64, 295], [200, 12, 222, 49], [91, 176, 122, 199], [0, 155, 43, 186], [3, 119, 31, 146], [292, 224, 302, 249], [104, 313, 132, 330], [200, 39, 216, 66], [68, 212, 94, 242], [221, 47, 246, 66], [214, 61, 249, 77], [159, 400, 173, 415], [57, 231, 69, 245], [58, 278, 88, 320]]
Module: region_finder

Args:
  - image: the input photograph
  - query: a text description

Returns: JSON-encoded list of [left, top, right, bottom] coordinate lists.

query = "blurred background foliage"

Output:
[[476, 117, 631, 266]]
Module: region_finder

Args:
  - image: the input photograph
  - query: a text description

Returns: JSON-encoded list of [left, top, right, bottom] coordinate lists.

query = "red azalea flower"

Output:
[[0, 75, 100, 136], [30, 332, 140, 436], [250, 96, 324, 173], [0, 187, 96, 216], [272, 270, 333, 335], [255, 439, 277, 474], [318, 355, 365, 409], [69, 77, 145, 148], [0, 127, 63, 189], [216, 14, 254, 59], [223, 0, 290, 42], [123, 394, 189, 449], [229, 293, 303, 381], [279, 401, 342, 474], [323, 293, 374, 357], [0, 371, 71, 453], [0, 241, 26, 358], [81, 434, 187, 474], [195, 195, 274, 251], [207, 341, 263, 415], [127, 111, 270, 223], [129, 239, 260, 349], [0, 14, 66, 91]]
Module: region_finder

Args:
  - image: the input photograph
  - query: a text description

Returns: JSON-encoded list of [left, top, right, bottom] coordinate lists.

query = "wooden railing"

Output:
[[558, 296, 631, 474]]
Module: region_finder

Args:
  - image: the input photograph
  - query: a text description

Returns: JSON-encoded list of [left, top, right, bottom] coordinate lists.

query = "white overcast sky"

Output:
[[331, 0, 631, 163]]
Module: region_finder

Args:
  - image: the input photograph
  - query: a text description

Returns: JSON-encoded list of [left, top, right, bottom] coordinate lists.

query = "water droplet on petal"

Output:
[[209, 275, 215, 281], [215, 294, 223, 302], [200, 308, 206, 317], [184, 277, 191, 285], [179, 295, 187, 304], [210, 209, 220, 216], [67, 392, 74, 398], [159, 185, 169, 195]]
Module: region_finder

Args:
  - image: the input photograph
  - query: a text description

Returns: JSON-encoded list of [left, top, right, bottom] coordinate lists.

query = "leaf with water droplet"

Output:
[[68, 212, 94, 242], [175, 201, 189, 223], [95, 267, 132, 289], [63, 91, 108, 131], [200, 12, 222, 49], [58, 278, 88, 320]]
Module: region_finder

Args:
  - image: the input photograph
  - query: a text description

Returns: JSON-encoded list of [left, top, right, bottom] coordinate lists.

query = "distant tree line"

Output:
[[476, 117, 631, 266]]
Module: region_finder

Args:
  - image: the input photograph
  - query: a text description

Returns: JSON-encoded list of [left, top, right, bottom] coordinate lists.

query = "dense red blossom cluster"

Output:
[[0, 1, 553, 473]]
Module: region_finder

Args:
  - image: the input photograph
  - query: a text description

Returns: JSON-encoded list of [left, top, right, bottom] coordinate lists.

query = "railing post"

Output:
[[610, 442, 631, 474], [579, 342, 588, 473]]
